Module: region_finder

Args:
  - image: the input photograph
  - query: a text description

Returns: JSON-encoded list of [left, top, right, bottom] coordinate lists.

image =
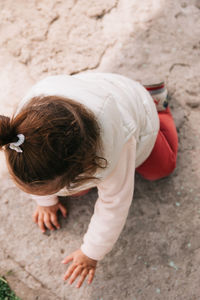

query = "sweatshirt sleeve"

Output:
[[81, 136, 136, 260], [30, 194, 59, 206]]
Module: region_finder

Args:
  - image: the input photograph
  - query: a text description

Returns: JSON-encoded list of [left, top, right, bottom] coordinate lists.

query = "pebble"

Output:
[[156, 288, 161, 294], [175, 202, 181, 207], [169, 261, 178, 270]]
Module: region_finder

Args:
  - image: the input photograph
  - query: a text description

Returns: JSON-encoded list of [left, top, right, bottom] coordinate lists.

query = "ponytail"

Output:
[[0, 115, 18, 147]]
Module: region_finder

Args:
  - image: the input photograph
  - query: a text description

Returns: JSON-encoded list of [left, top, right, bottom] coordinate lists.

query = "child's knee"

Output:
[[138, 154, 177, 181], [150, 155, 177, 181]]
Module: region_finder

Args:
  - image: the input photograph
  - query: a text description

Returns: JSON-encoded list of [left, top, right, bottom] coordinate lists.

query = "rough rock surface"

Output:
[[0, 0, 200, 299]]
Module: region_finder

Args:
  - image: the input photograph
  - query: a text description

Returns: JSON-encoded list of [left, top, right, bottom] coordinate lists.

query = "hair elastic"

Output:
[[9, 134, 25, 153]]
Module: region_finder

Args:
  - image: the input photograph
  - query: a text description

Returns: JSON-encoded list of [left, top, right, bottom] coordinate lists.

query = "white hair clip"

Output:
[[9, 134, 25, 153]]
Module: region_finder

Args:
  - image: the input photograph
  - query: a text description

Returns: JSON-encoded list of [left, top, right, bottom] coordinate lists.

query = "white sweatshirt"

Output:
[[18, 73, 159, 261]]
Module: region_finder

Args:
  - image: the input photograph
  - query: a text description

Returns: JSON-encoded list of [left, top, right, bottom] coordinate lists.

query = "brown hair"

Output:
[[0, 96, 107, 192]]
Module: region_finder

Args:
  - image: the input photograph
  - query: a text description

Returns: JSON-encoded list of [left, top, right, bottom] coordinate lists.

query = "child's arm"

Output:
[[81, 136, 136, 259], [31, 195, 67, 232], [62, 136, 136, 287]]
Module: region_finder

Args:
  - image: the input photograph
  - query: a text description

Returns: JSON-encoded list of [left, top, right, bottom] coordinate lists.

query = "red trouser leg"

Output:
[[136, 108, 178, 181]]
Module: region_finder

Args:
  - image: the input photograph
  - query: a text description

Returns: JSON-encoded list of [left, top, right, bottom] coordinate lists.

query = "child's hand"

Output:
[[33, 203, 67, 232], [62, 249, 97, 288]]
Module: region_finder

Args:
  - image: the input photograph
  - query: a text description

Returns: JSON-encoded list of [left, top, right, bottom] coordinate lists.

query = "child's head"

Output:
[[0, 96, 106, 195]]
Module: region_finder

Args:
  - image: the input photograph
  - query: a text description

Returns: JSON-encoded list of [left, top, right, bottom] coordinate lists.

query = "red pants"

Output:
[[136, 108, 178, 180], [73, 108, 178, 195]]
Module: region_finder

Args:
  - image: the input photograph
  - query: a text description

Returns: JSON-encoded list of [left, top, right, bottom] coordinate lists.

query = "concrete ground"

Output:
[[0, 0, 200, 299]]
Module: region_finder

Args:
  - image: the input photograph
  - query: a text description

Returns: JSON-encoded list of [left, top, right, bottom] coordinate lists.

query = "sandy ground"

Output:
[[0, 0, 200, 299]]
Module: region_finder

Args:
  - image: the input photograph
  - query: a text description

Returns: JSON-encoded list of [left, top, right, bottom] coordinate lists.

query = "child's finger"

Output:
[[68, 265, 83, 285], [63, 263, 76, 281], [38, 214, 46, 233], [62, 254, 73, 264], [44, 214, 55, 231], [50, 214, 60, 229], [33, 210, 38, 223], [76, 269, 88, 288], [88, 269, 95, 284], [58, 203, 67, 218]]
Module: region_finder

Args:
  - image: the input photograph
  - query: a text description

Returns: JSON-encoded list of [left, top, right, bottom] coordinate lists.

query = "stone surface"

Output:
[[0, 0, 200, 299]]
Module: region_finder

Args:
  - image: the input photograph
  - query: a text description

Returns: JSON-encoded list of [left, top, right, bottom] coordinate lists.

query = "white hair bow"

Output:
[[9, 134, 25, 153]]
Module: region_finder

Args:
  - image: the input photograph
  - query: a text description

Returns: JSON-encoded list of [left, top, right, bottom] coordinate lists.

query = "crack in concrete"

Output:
[[44, 14, 60, 40], [89, 0, 119, 19], [70, 40, 117, 75], [169, 63, 190, 73], [186, 101, 200, 109]]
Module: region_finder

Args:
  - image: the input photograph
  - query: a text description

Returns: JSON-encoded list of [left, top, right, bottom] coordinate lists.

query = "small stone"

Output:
[[187, 243, 191, 248], [156, 288, 161, 294], [176, 202, 181, 207], [169, 261, 178, 270]]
